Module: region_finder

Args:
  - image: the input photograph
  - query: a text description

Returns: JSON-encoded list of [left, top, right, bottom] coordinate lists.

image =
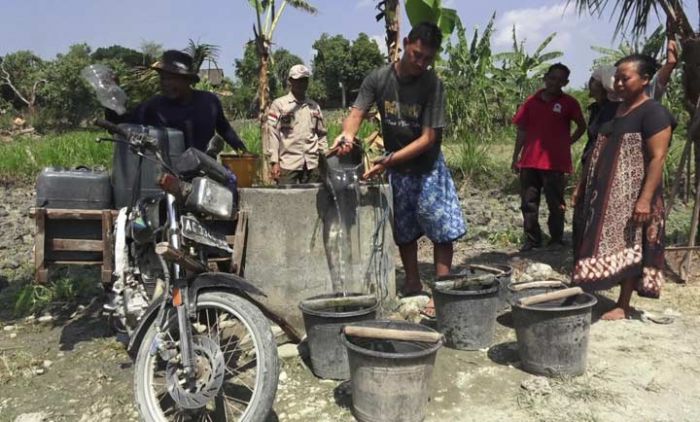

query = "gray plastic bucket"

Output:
[[513, 292, 597, 377], [299, 292, 378, 379], [341, 320, 442, 422], [433, 277, 500, 350]]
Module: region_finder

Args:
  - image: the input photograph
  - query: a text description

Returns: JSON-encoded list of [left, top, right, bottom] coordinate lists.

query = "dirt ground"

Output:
[[1, 181, 700, 421], [2, 242, 700, 422]]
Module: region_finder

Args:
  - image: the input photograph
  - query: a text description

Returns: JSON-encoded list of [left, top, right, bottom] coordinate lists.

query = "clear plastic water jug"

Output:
[[81, 64, 128, 115]]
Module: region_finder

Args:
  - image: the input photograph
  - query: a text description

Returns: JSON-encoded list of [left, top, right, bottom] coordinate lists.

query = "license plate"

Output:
[[180, 215, 233, 253]]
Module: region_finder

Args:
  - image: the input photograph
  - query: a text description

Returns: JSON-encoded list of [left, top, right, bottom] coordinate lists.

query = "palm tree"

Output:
[[590, 25, 666, 67], [569, 0, 697, 109], [571, 0, 694, 37], [185, 39, 221, 73]]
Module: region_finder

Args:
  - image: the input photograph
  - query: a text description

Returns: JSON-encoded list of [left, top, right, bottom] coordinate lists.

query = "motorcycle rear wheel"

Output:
[[134, 292, 279, 421]]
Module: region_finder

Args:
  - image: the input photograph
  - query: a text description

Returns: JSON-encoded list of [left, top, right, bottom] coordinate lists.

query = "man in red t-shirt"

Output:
[[511, 63, 586, 251]]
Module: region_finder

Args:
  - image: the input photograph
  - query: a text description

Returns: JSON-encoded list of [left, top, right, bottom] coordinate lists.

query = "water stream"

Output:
[[323, 153, 364, 296]]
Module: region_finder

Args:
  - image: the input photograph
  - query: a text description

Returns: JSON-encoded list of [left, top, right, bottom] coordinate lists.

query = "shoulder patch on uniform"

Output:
[[267, 111, 279, 125]]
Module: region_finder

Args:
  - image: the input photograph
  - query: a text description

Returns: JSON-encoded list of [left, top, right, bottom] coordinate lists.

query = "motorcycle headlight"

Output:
[[185, 177, 234, 219]]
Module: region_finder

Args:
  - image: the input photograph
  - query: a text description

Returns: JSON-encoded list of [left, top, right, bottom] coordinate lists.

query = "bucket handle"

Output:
[[469, 264, 506, 275], [300, 295, 376, 311], [430, 273, 496, 291], [518, 287, 583, 307], [509, 280, 566, 292], [343, 326, 443, 344]]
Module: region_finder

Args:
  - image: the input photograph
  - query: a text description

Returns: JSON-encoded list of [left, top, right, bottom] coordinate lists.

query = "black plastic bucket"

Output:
[[513, 292, 597, 377], [507, 280, 567, 306], [493, 264, 513, 311], [341, 320, 442, 422], [433, 275, 500, 350], [299, 292, 379, 379]]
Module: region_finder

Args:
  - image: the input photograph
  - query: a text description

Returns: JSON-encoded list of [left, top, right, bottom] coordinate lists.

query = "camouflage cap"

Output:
[[288, 64, 311, 80]]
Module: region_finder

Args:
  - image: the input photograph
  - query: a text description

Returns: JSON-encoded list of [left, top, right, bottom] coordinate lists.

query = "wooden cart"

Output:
[[30, 207, 247, 284]]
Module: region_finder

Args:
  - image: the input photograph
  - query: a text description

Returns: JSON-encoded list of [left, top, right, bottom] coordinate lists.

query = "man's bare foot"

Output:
[[420, 298, 436, 318], [601, 307, 628, 321]]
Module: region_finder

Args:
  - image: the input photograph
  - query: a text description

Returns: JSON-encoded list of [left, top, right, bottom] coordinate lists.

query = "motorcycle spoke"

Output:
[[202, 308, 221, 345], [215, 391, 232, 420], [224, 368, 256, 393], [221, 332, 255, 361], [222, 390, 252, 409], [224, 354, 258, 372], [222, 397, 246, 417], [220, 336, 252, 363]]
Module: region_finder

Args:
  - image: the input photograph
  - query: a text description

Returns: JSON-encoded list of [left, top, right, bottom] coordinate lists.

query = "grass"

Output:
[[227, 110, 379, 160], [0, 130, 111, 181], [0, 110, 693, 197], [7, 267, 102, 317], [486, 227, 523, 247]]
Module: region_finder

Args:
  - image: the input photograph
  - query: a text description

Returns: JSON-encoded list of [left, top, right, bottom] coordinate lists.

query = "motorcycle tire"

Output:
[[133, 292, 279, 421]]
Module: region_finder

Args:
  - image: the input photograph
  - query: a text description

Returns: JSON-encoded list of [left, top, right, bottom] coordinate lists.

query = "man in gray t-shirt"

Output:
[[353, 59, 445, 173], [334, 22, 466, 316]]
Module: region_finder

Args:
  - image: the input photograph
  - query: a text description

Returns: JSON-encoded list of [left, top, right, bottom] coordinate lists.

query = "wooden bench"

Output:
[[30, 207, 248, 285]]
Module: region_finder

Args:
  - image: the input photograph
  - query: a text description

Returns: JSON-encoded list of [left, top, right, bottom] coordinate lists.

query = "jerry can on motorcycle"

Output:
[[111, 124, 186, 208], [35, 167, 112, 261], [36, 166, 112, 209]]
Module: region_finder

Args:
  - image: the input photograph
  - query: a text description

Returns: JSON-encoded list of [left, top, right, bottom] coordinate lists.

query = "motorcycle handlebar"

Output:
[[94, 118, 129, 138]]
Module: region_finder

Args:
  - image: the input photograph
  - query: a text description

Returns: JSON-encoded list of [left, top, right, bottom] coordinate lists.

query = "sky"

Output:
[[1, 0, 698, 87]]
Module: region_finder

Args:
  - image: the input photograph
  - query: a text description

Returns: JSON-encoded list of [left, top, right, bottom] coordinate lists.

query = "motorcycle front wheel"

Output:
[[134, 292, 279, 421]]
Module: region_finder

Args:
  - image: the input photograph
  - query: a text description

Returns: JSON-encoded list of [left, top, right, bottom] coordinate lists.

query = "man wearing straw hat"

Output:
[[267, 64, 328, 184], [106, 49, 247, 156]]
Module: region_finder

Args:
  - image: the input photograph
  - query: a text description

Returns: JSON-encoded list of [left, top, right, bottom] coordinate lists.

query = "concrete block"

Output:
[[238, 184, 396, 333]]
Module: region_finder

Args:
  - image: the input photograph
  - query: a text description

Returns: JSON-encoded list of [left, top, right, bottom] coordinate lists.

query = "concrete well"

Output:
[[238, 183, 396, 333]]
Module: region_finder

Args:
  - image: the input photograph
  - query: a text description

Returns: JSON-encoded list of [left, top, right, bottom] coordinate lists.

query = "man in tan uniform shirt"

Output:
[[267, 64, 328, 184]]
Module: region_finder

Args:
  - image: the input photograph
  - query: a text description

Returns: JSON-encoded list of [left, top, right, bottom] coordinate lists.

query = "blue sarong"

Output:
[[389, 154, 467, 245]]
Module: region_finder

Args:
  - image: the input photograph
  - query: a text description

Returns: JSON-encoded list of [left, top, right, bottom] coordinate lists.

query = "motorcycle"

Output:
[[94, 119, 280, 421]]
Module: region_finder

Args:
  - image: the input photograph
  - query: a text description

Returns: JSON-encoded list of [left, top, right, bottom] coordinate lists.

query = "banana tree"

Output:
[[442, 16, 498, 133], [375, 0, 461, 64], [246, 0, 316, 115], [494, 29, 563, 105], [405, 0, 461, 42], [375, 0, 402, 62], [245, 0, 317, 182]]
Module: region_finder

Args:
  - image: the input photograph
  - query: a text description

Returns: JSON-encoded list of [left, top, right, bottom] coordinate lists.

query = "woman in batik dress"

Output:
[[572, 54, 675, 320]]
